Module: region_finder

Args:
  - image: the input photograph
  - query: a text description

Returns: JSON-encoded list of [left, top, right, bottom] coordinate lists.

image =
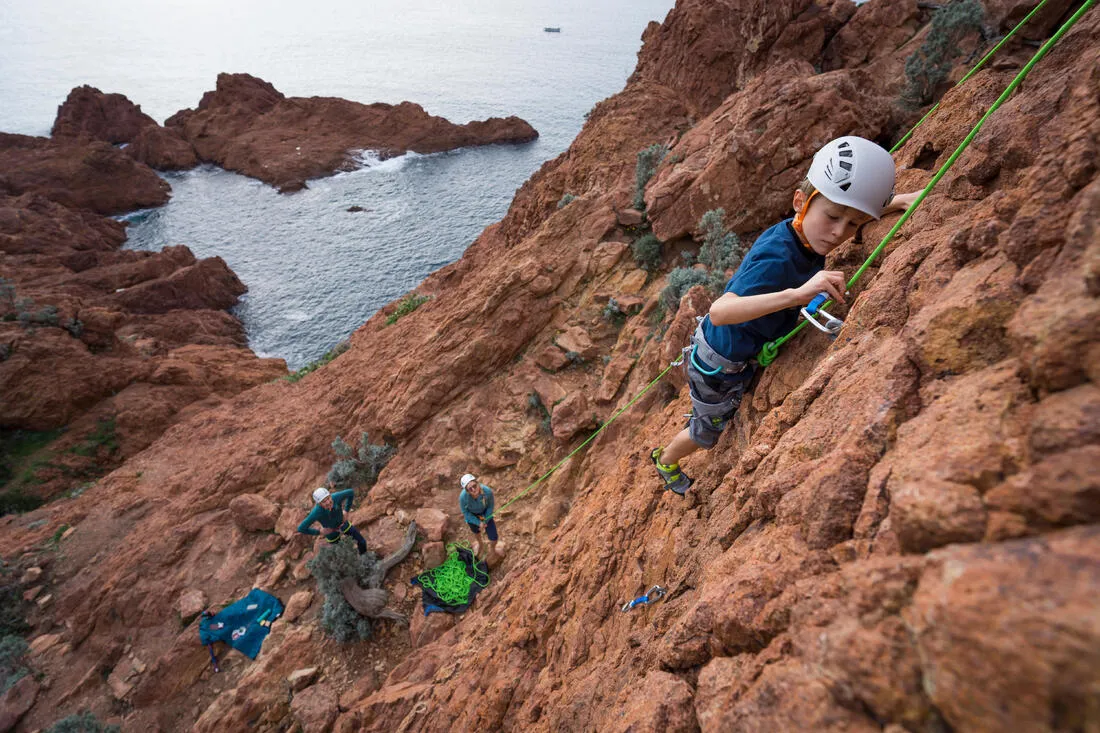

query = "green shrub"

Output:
[[285, 340, 350, 383], [0, 634, 28, 692], [660, 210, 746, 314], [696, 209, 746, 272], [632, 233, 662, 272], [0, 278, 14, 311], [0, 491, 44, 516], [526, 391, 551, 434], [326, 433, 394, 491], [307, 540, 376, 642], [63, 318, 84, 338], [385, 293, 430, 326], [557, 193, 576, 209], [14, 299, 60, 330], [0, 563, 28, 640], [44, 711, 121, 733], [69, 418, 118, 458], [602, 297, 626, 325], [633, 143, 669, 210], [660, 267, 711, 310], [903, 0, 986, 105]]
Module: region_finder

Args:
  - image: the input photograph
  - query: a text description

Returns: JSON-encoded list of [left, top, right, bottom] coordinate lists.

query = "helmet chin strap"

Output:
[[792, 189, 819, 252]]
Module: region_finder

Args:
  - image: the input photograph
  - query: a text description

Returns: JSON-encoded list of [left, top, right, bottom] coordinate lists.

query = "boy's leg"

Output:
[[653, 365, 751, 495], [658, 428, 702, 468], [346, 525, 368, 555]]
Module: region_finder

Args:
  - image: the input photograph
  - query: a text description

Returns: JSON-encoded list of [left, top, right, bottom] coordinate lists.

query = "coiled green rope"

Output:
[[415, 541, 490, 606]]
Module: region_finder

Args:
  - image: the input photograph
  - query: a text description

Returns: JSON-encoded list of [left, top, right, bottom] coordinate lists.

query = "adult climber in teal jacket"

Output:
[[297, 485, 367, 555], [459, 473, 499, 559]]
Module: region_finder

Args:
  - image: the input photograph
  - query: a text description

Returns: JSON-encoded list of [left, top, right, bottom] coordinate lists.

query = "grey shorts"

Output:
[[685, 357, 753, 449]]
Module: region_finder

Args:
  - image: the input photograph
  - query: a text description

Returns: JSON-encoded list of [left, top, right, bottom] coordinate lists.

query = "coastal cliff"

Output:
[[1, 0, 1097, 731]]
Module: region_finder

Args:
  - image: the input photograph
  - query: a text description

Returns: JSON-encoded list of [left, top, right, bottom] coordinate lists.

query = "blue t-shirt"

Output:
[[700, 218, 825, 367]]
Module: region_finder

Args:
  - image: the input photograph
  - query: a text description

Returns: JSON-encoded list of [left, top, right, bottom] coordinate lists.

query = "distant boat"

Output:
[[543, 27, 561, 33]]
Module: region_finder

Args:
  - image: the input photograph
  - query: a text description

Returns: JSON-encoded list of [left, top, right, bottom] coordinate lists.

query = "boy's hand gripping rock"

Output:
[[794, 270, 847, 305]]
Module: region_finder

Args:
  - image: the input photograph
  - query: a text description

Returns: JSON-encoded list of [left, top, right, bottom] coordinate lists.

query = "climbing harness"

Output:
[[757, 0, 1096, 367], [621, 585, 666, 612], [800, 292, 845, 339], [324, 520, 353, 543], [488, 351, 685, 520], [414, 541, 490, 606]]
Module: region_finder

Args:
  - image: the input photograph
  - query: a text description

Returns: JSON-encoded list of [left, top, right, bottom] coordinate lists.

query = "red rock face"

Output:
[[51, 85, 160, 144], [2, 1, 1099, 732], [50, 85, 200, 170], [0, 133, 170, 215], [0, 182, 283, 504], [166, 72, 539, 192]]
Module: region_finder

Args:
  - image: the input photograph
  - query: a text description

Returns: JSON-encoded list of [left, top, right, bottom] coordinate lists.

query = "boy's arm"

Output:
[[885, 191, 920, 213], [709, 271, 847, 326], [297, 510, 320, 536]]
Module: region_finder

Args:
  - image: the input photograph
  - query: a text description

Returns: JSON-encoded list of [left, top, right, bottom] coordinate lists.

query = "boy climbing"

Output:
[[297, 484, 368, 554], [651, 136, 919, 495], [459, 473, 499, 559]]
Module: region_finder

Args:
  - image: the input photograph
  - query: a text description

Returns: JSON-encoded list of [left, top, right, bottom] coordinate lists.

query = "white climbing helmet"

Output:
[[460, 473, 477, 489], [806, 136, 896, 219], [312, 487, 330, 504]]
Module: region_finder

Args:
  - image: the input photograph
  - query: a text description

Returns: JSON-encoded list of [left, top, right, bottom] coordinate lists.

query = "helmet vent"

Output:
[[839, 182, 852, 191]]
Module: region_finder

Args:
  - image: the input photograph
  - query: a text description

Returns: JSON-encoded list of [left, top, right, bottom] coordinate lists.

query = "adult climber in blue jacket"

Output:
[[459, 473, 498, 559], [297, 485, 367, 555]]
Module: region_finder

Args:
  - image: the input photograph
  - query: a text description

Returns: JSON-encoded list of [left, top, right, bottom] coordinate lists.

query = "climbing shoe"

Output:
[[650, 447, 692, 496]]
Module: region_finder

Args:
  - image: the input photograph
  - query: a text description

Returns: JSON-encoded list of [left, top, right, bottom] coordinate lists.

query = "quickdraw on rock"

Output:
[[621, 585, 666, 612], [800, 291, 846, 340]]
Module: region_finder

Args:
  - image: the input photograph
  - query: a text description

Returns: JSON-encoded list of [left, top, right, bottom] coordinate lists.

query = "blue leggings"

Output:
[[325, 522, 367, 554], [467, 518, 498, 542]]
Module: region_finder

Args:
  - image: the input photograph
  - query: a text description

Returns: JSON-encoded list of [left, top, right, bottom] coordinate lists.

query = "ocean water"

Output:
[[0, 0, 674, 368]]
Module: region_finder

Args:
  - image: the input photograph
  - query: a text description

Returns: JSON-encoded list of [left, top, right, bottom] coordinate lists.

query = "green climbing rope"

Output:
[[415, 541, 490, 606], [489, 357, 682, 519], [756, 0, 1095, 367]]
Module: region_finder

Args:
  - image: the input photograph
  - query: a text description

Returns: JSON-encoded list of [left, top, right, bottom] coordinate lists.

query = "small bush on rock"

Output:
[[903, 0, 986, 105], [307, 540, 377, 643], [385, 293, 430, 326], [45, 711, 121, 733], [557, 193, 576, 209], [633, 143, 669, 210], [632, 233, 662, 272], [697, 208, 745, 272], [0, 634, 28, 692], [327, 433, 394, 491], [660, 267, 711, 311], [285, 340, 350, 383]]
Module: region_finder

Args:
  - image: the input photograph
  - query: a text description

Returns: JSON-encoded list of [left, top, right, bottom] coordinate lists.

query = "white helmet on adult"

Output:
[[807, 136, 896, 219], [460, 473, 477, 489], [312, 487, 330, 504]]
